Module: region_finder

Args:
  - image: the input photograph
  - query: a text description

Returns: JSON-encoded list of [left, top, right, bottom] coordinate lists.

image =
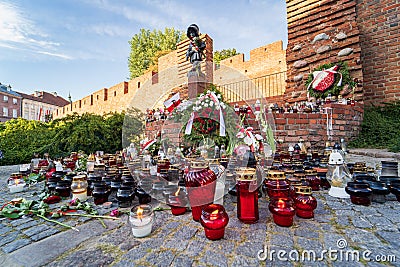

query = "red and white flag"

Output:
[[164, 92, 181, 113]]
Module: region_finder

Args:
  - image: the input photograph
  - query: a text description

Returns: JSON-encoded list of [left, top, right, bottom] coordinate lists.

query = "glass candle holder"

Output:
[[265, 170, 289, 199], [269, 197, 296, 227], [55, 180, 71, 197], [70, 175, 88, 201], [136, 187, 152, 204], [294, 186, 317, 219], [117, 185, 135, 208], [129, 204, 154, 238], [304, 169, 320, 191], [92, 182, 110, 205], [8, 178, 26, 193], [185, 161, 217, 221], [167, 187, 187, 216], [236, 168, 259, 224], [200, 204, 229, 240], [345, 182, 372, 206]]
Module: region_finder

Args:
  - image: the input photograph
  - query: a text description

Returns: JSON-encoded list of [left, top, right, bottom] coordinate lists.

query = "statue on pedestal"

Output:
[[186, 24, 206, 75]]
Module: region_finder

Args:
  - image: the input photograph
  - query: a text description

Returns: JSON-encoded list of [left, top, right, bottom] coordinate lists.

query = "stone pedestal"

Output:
[[188, 70, 206, 99]]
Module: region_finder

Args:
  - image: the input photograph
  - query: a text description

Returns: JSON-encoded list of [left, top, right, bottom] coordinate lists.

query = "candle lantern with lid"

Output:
[[185, 161, 217, 221], [326, 150, 351, 198], [236, 168, 259, 223], [294, 186, 317, 218]]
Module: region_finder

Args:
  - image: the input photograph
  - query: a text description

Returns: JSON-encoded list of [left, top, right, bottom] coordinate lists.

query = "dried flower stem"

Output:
[[36, 214, 79, 232]]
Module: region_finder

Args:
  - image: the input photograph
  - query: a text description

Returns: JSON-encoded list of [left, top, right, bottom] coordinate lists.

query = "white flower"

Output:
[[215, 105, 220, 110], [204, 104, 208, 108], [243, 136, 253, 145], [236, 132, 245, 138], [209, 101, 214, 107], [221, 103, 226, 109], [217, 94, 221, 99], [255, 134, 264, 141]]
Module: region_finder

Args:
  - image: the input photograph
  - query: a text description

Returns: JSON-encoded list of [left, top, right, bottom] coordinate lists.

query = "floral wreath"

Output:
[[305, 61, 356, 99]]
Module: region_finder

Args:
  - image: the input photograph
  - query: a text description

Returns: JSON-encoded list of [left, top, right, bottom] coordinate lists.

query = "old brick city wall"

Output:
[[356, 0, 400, 105]]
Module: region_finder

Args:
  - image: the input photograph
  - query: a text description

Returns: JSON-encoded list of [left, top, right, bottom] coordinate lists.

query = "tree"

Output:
[[213, 48, 239, 65], [128, 28, 184, 79]]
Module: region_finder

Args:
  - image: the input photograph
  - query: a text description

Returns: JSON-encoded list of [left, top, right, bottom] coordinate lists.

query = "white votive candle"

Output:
[[129, 204, 154, 238]]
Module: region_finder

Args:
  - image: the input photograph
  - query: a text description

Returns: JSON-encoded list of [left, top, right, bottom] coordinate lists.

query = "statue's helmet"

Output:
[[187, 24, 200, 39]]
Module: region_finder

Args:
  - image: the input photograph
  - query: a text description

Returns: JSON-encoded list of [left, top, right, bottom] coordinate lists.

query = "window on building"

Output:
[[3, 95, 8, 102], [12, 109, 17, 118], [13, 98, 18, 104], [3, 107, 8, 117]]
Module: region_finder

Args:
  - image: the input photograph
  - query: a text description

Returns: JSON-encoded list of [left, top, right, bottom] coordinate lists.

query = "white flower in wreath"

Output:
[[243, 135, 253, 146], [221, 103, 226, 109], [236, 131, 245, 139], [209, 101, 214, 107], [204, 103, 209, 108], [217, 94, 221, 99], [255, 134, 264, 141], [215, 105, 220, 111]]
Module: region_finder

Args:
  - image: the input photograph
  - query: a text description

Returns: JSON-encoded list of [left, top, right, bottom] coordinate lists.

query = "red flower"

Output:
[[110, 209, 119, 217], [43, 195, 61, 204]]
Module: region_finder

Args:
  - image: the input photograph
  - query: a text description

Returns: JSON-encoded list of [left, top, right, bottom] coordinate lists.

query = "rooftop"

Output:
[[17, 91, 69, 107]]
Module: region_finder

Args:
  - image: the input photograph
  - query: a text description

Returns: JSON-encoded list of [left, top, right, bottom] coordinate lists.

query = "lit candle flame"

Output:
[[174, 187, 180, 196], [210, 209, 219, 220], [277, 199, 285, 209], [137, 206, 143, 220], [15, 179, 20, 186]]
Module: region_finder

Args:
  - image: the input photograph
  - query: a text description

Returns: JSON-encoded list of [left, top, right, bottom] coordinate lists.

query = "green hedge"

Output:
[[0, 109, 144, 166], [350, 102, 400, 152]]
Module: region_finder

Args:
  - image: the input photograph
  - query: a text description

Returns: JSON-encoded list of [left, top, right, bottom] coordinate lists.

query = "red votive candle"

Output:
[[269, 197, 295, 227], [200, 204, 229, 240], [185, 161, 217, 221], [265, 170, 289, 199], [294, 186, 317, 219], [236, 168, 259, 224], [167, 187, 187, 216]]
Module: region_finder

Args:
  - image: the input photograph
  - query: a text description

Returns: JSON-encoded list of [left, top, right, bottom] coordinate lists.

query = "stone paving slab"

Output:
[[0, 151, 399, 266]]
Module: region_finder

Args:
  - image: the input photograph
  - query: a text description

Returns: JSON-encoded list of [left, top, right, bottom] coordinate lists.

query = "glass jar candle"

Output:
[[304, 169, 320, 191], [135, 187, 152, 204], [92, 182, 110, 205], [269, 197, 296, 227], [167, 187, 187, 216], [70, 175, 88, 201], [200, 204, 229, 240], [129, 204, 154, 238], [117, 185, 135, 208], [236, 168, 259, 224], [294, 186, 317, 218], [185, 161, 217, 221], [265, 170, 289, 199], [345, 182, 372, 206], [55, 180, 71, 197], [8, 178, 26, 193]]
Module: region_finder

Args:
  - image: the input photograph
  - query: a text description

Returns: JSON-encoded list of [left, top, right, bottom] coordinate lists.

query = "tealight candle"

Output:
[[8, 178, 25, 193], [200, 204, 229, 240], [129, 204, 154, 238]]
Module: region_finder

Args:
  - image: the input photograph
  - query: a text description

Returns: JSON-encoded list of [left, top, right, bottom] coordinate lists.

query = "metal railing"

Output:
[[215, 71, 287, 103]]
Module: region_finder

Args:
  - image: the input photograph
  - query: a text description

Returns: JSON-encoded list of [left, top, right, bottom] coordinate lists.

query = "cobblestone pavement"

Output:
[[0, 151, 399, 267]]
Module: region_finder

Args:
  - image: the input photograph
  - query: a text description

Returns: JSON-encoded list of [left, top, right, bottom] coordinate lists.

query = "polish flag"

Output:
[[141, 139, 157, 151], [164, 92, 181, 113], [38, 107, 43, 121]]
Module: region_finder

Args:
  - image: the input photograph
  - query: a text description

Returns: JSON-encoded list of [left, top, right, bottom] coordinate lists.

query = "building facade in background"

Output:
[[0, 83, 22, 122], [17, 91, 69, 122]]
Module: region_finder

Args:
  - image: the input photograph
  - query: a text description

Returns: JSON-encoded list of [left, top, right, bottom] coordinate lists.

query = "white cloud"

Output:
[[0, 1, 71, 59]]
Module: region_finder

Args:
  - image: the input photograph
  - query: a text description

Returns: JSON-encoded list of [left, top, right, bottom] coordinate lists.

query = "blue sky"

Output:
[[0, 0, 287, 101]]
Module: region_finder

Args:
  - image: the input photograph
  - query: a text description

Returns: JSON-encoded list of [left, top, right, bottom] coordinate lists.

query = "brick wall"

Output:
[[356, 0, 400, 104], [145, 102, 364, 149], [285, 0, 363, 103]]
